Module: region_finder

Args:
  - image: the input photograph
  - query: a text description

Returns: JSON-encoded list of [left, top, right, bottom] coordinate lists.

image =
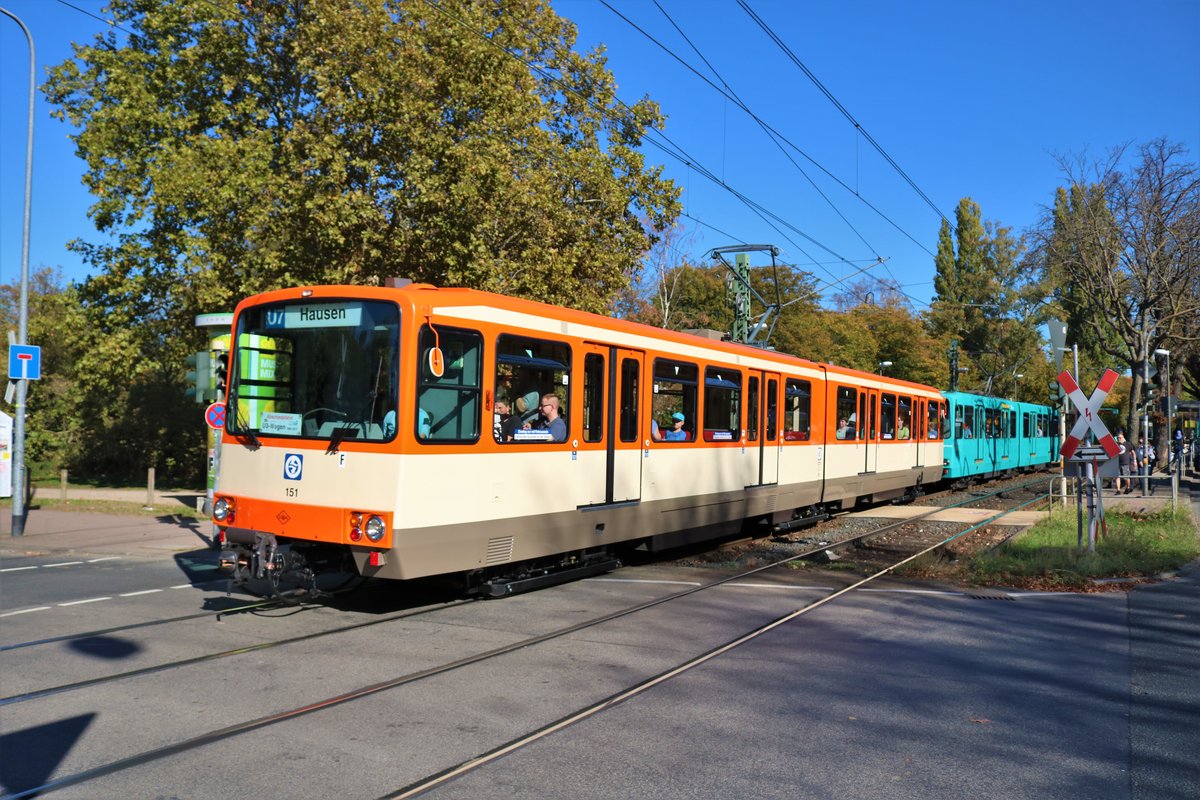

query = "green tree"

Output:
[[927, 198, 1043, 395], [1, 268, 204, 485], [47, 0, 679, 317]]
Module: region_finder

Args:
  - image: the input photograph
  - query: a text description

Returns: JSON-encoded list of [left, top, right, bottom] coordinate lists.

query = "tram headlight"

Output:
[[365, 515, 386, 542], [213, 496, 233, 523]]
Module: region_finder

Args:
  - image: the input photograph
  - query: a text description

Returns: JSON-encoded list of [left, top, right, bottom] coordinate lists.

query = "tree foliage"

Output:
[[45, 0, 680, 321], [1031, 139, 1200, 450], [927, 198, 1045, 396]]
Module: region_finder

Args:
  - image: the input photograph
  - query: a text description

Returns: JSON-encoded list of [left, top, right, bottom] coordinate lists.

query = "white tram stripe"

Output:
[[0, 606, 52, 617], [58, 597, 112, 606], [119, 589, 164, 597], [0, 566, 38, 573]]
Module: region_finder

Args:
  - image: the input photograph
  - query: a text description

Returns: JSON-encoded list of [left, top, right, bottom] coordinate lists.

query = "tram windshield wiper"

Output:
[[325, 425, 359, 455], [232, 401, 261, 450]]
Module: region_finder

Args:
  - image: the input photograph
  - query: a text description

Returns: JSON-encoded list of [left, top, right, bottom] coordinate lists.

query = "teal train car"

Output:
[[941, 391, 1059, 483]]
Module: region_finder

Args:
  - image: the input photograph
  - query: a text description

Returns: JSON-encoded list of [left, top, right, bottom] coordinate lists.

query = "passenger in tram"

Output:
[[663, 412, 688, 441], [494, 398, 521, 442], [530, 393, 567, 442], [836, 418, 851, 439], [514, 390, 542, 427], [651, 418, 663, 441], [897, 413, 910, 440]]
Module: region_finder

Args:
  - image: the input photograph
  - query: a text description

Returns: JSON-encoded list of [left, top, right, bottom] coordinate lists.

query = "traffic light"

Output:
[[213, 351, 229, 398], [1139, 386, 1157, 414], [185, 351, 212, 403], [1047, 379, 1064, 406]]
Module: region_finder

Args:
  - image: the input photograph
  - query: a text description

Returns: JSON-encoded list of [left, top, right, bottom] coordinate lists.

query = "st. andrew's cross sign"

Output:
[[1058, 369, 1120, 460]]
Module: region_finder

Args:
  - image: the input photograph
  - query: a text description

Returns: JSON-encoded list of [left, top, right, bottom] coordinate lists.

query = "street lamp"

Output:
[[877, 360, 892, 374], [2, 7, 35, 537]]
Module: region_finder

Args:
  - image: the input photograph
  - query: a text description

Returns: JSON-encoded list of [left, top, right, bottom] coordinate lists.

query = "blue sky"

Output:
[[3, 0, 1198, 311]]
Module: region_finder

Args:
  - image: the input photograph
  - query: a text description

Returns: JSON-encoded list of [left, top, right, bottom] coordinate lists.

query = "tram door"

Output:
[[914, 399, 925, 469], [747, 371, 780, 486], [610, 348, 644, 503], [863, 389, 879, 474]]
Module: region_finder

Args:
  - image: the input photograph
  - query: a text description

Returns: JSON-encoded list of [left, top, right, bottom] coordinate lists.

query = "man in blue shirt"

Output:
[[537, 393, 567, 443], [664, 411, 688, 441]]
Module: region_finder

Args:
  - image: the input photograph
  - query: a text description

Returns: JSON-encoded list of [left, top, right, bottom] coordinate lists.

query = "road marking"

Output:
[[0, 606, 51, 617], [119, 589, 164, 597], [170, 584, 193, 589], [45, 561, 84, 568], [0, 566, 38, 573], [86, 557, 121, 563], [58, 597, 113, 606], [726, 582, 832, 591], [589, 578, 703, 586], [860, 587, 964, 596]]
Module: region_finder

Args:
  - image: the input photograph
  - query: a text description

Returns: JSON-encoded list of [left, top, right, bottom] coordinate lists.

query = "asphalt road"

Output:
[[1, 546, 1196, 800]]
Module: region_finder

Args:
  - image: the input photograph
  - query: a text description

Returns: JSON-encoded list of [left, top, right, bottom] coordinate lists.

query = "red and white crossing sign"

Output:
[[1058, 369, 1120, 460]]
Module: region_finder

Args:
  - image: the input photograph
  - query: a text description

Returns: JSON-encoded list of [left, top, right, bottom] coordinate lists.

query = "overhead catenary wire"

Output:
[[645, 0, 917, 311], [738, 0, 954, 233], [597, 0, 937, 261], [52, 0, 904, 306]]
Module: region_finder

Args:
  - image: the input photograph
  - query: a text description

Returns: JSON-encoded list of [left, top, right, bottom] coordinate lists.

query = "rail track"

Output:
[[2, 477, 1051, 799]]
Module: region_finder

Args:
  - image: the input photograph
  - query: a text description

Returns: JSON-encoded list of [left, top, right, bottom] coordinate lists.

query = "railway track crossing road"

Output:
[[1058, 368, 1120, 460]]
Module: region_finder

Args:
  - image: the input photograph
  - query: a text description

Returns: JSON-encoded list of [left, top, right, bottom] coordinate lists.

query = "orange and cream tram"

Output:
[[213, 283, 946, 596]]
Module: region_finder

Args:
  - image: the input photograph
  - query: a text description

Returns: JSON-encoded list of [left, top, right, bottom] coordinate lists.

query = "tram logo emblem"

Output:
[[283, 453, 304, 481]]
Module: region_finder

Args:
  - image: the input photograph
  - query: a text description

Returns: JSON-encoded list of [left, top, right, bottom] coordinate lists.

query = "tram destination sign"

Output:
[[265, 302, 363, 330]]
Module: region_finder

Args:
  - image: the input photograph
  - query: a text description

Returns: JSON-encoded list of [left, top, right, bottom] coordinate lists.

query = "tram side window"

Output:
[[834, 386, 856, 440], [927, 400, 940, 440], [582, 353, 603, 443], [748, 377, 760, 442], [619, 358, 639, 443], [784, 379, 812, 440], [416, 326, 482, 443], [896, 396, 912, 440], [962, 406, 977, 438], [1023, 412, 1034, 438], [767, 378, 778, 440], [653, 359, 698, 442], [880, 394, 897, 439], [703, 367, 741, 442], [1007, 410, 1016, 438], [494, 334, 571, 444]]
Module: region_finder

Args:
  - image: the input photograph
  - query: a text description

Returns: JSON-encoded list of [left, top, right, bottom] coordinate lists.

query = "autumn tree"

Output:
[[1032, 139, 1200, 454]]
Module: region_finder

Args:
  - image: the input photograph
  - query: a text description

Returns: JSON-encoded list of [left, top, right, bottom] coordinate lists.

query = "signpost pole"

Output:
[[3, 8, 35, 537]]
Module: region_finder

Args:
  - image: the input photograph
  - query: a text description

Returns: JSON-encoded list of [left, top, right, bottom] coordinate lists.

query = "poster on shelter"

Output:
[[0, 411, 12, 498]]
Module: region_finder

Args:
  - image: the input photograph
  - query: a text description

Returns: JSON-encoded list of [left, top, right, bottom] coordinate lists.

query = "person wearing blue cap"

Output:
[[664, 411, 688, 441]]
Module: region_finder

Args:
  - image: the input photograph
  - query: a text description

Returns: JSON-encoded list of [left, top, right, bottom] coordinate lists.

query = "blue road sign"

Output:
[[8, 344, 41, 381], [205, 402, 227, 429]]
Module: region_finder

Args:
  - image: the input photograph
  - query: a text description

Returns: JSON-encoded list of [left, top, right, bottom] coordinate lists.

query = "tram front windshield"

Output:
[[226, 299, 400, 442]]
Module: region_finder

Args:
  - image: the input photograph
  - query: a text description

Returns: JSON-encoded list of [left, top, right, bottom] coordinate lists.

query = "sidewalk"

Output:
[[0, 505, 214, 558]]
